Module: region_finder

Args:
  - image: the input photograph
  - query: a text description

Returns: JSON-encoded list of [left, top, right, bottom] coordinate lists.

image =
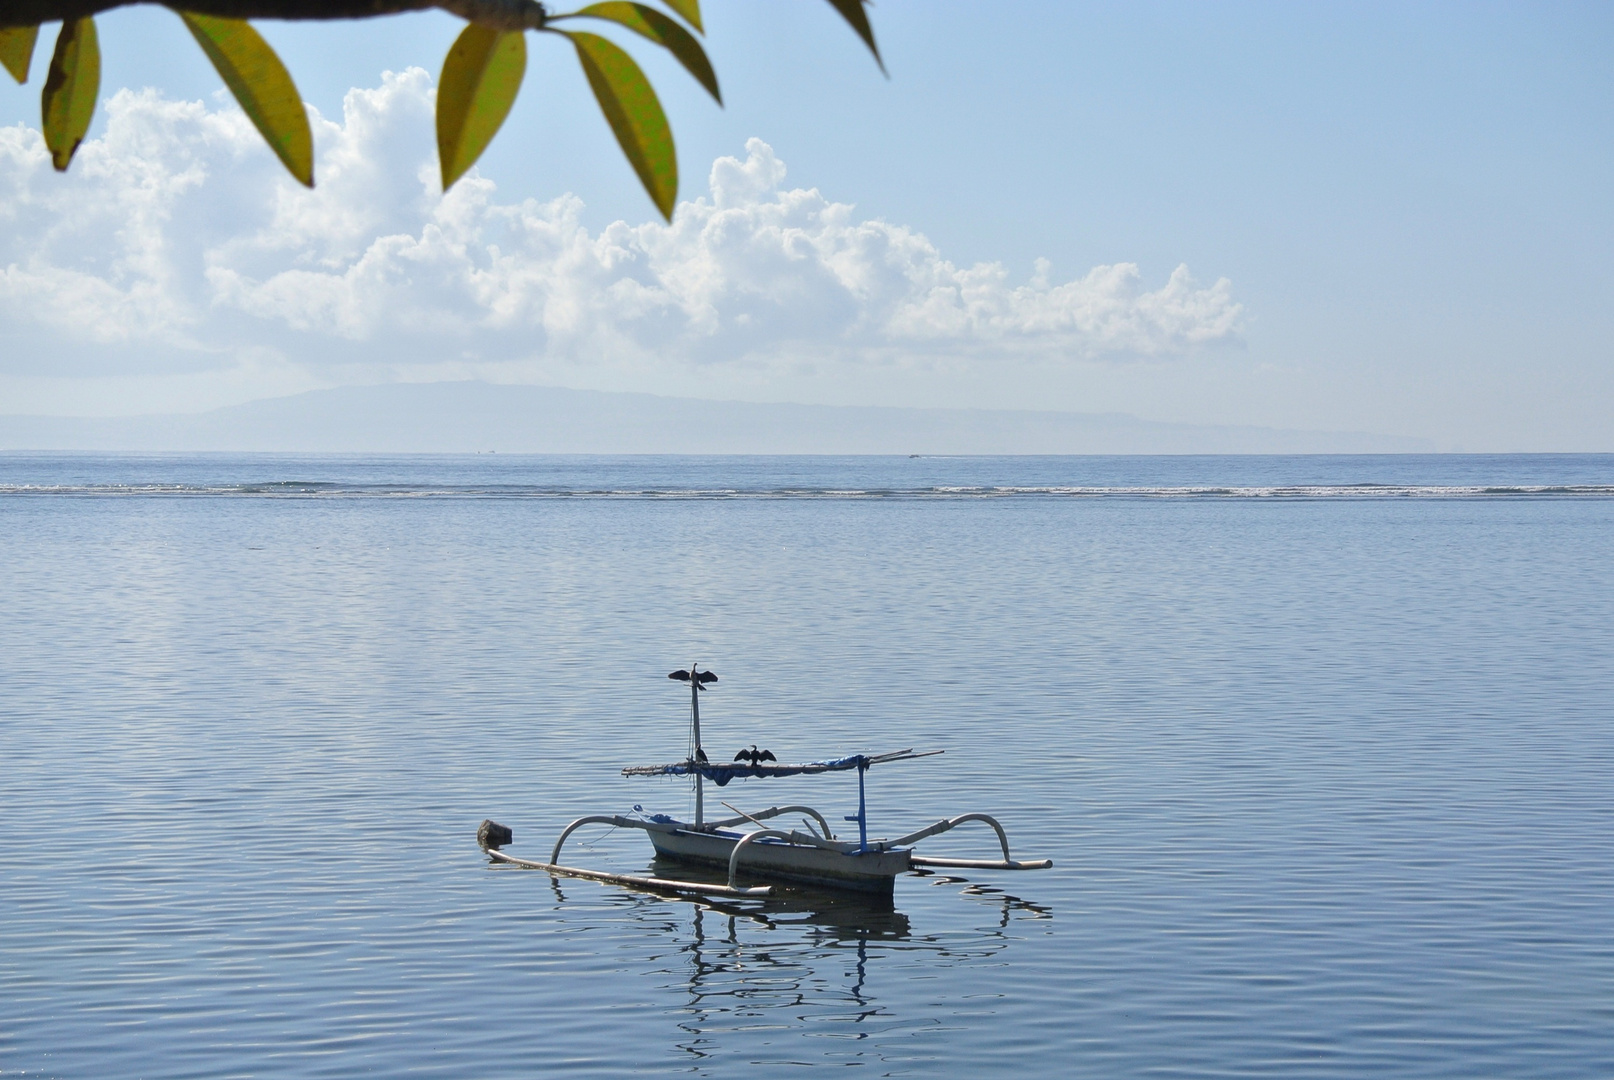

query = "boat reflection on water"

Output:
[[645, 856, 1053, 932], [539, 861, 1051, 1064], [649, 854, 911, 930]]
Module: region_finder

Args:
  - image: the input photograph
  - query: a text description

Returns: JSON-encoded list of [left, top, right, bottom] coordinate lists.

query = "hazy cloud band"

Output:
[[0, 68, 1241, 385]]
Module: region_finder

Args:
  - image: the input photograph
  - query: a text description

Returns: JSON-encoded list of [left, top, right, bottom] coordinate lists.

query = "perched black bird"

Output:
[[733, 745, 777, 766], [694, 747, 709, 764], [669, 669, 718, 690]]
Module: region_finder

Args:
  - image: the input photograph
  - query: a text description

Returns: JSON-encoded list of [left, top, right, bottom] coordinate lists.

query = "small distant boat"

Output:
[[480, 665, 1051, 898]]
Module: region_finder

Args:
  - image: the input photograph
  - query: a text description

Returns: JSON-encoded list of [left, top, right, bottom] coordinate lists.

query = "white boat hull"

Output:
[[647, 826, 912, 895]]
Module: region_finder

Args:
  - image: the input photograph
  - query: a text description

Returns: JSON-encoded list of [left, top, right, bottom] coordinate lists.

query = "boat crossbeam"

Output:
[[890, 813, 1054, 871]]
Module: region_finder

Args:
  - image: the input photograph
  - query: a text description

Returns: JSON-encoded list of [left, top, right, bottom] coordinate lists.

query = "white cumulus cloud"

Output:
[[0, 68, 1241, 393]]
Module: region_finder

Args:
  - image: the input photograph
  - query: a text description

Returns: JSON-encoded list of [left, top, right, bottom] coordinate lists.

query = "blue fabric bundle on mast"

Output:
[[622, 749, 938, 785]]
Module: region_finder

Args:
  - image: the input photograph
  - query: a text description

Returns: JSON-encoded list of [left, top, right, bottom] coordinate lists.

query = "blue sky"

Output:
[[1, 1, 1610, 449]]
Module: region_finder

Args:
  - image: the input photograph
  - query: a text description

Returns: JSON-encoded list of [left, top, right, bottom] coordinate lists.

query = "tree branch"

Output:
[[0, 0, 546, 31], [437, 0, 543, 31]]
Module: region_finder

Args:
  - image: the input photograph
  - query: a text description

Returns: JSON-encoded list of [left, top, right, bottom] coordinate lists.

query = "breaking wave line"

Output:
[[4, 483, 1613, 500]]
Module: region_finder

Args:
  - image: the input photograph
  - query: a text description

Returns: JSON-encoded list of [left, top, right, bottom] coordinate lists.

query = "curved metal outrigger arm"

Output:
[[549, 814, 674, 865], [728, 829, 796, 890], [700, 804, 836, 840], [888, 813, 1053, 871]]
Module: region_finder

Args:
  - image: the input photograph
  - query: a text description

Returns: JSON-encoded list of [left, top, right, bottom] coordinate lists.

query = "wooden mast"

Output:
[[690, 661, 703, 825]]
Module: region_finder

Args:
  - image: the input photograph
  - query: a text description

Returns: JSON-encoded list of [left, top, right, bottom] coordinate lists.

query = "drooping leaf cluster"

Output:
[[0, 0, 881, 219]]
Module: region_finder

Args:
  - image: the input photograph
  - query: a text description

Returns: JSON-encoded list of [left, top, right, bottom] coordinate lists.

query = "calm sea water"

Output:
[[3, 453, 1612, 1078]]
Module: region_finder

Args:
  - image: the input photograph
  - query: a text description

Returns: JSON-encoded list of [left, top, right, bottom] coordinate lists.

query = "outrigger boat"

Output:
[[479, 666, 1051, 898]]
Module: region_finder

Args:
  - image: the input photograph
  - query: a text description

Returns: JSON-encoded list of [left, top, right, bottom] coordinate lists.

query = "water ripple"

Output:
[[2, 455, 1612, 1077]]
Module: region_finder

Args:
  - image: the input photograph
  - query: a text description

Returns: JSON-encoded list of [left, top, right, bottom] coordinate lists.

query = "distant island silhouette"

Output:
[[0, 381, 1434, 454]]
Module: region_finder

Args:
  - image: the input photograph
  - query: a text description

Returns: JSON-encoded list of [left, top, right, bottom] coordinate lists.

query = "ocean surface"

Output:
[[3, 453, 1612, 1078]]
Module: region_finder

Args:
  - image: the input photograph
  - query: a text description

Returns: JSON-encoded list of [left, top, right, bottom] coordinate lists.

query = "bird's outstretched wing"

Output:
[[760, 750, 777, 762], [696, 671, 718, 684], [668, 670, 691, 681], [733, 749, 749, 762]]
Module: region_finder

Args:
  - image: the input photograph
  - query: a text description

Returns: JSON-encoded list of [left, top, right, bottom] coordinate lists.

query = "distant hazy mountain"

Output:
[[0, 382, 1433, 454]]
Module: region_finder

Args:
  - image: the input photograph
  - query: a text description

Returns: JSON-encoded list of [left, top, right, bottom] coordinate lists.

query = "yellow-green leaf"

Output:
[[41, 17, 98, 172], [0, 24, 39, 84], [436, 23, 526, 191], [570, 2, 718, 103], [180, 12, 313, 187], [659, 0, 701, 34], [823, 0, 883, 74], [562, 30, 676, 221]]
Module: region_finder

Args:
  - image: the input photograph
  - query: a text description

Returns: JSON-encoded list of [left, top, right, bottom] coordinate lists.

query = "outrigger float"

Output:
[[479, 666, 1052, 898]]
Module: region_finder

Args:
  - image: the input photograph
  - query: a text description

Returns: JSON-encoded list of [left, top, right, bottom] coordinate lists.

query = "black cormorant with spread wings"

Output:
[[734, 745, 777, 766], [668, 668, 718, 690]]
